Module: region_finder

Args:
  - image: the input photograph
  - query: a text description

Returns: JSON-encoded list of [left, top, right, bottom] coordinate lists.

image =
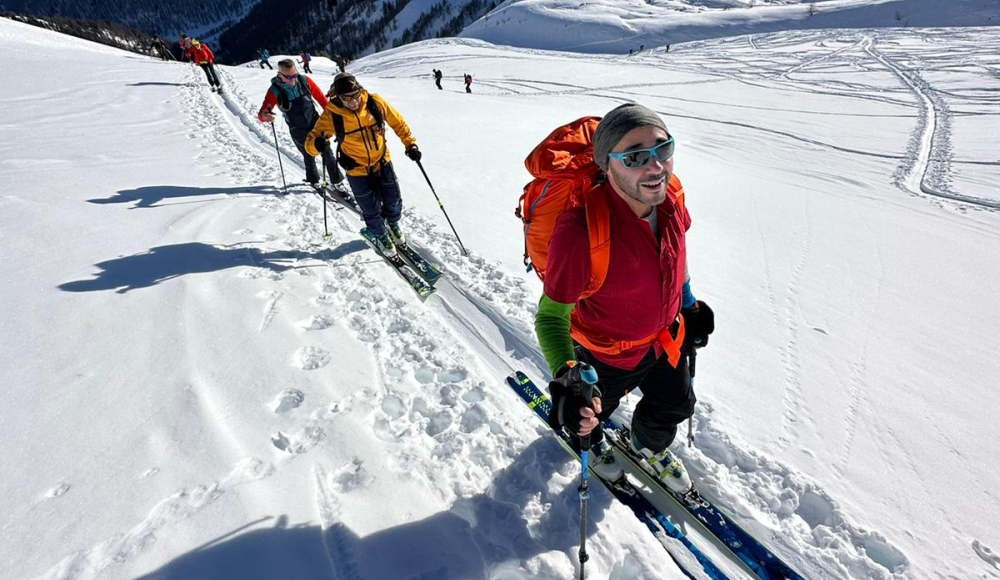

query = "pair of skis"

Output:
[[305, 181, 443, 300], [505, 370, 806, 580], [360, 228, 442, 300]]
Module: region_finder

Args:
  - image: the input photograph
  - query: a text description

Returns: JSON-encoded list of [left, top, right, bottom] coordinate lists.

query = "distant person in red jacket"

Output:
[[187, 40, 222, 92], [258, 59, 349, 197], [464, 73, 472, 93], [299, 51, 312, 74], [179, 34, 190, 62]]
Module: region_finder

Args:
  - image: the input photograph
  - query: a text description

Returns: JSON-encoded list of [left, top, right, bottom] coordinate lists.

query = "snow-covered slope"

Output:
[[463, 0, 1000, 53], [2, 14, 1000, 580]]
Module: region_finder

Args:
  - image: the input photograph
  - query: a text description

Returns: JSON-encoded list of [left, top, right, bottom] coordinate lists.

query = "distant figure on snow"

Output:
[[464, 73, 472, 93], [299, 51, 312, 74], [257, 59, 349, 197], [258, 48, 273, 70], [178, 34, 190, 62], [433, 69, 443, 90], [147, 36, 172, 61], [186, 39, 222, 92]]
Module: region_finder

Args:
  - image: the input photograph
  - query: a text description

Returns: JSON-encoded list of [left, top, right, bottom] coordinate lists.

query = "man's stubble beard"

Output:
[[609, 166, 669, 208]]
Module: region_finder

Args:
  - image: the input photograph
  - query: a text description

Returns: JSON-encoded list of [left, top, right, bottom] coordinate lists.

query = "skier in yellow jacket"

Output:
[[305, 73, 420, 258]]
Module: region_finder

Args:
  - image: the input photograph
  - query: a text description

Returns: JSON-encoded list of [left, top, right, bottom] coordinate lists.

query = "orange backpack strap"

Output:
[[581, 185, 611, 299], [668, 174, 685, 214]]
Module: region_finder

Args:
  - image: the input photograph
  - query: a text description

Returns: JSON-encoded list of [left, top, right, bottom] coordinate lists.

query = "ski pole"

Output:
[[270, 121, 288, 196], [687, 349, 697, 446], [320, 162, 330, 239], [574, 363, 600, 580], [414, 159, 468, 256]]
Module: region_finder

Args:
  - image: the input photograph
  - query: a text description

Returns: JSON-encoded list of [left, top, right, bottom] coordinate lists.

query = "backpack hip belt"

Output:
[[571, 311, 685, 368]]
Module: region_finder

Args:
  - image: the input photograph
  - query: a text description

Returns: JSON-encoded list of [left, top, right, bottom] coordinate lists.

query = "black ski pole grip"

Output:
[[576, 363, 599, 451]]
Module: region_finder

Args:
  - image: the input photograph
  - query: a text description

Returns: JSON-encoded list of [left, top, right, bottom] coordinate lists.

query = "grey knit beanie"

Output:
[[593, 103, 668, 171]]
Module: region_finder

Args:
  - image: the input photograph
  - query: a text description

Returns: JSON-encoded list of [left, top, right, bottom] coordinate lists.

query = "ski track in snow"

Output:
[[866, 37, 1000, 210], [775, 199, 812, 451], [973, 540, 1000, 571]]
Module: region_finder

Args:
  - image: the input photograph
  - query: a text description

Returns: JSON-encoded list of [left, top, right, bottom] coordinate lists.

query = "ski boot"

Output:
[[331, 181, 354, 203], [590, 439, 624, 481], [630, 430, 697, 500], [387, 221, 406, 245], [373, 231, 397, 258]]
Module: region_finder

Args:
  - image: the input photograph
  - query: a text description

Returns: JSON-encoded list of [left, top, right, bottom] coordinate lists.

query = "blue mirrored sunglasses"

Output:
[[607, 137, 675, 169]]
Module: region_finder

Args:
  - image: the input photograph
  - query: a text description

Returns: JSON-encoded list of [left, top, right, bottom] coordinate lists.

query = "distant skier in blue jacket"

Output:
[[258, 48, 272, 70]]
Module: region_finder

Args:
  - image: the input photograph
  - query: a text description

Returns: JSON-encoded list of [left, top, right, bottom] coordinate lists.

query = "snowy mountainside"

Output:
[[2, 14, 1000, 580], [219, 0, 495, 63], [0, 0, 260, 40], [462, 0, 1000, 52]]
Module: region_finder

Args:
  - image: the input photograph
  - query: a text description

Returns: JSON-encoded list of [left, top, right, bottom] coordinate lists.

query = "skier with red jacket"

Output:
[[530, 104, 715, 495], [186, 39, 222, 92]]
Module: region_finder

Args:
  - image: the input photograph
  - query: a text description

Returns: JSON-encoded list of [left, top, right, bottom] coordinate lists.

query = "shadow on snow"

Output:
[[88, 185, 278, 209], [59, 241, 367, 293], [132, 437, 613, 580]]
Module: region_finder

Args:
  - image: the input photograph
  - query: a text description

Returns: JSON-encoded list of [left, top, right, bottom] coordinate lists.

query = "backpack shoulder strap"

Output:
[[581, 184, 611, 299], [269, 82, 290, 111], [366, 94, 385, 130], [667, 173, 685, 214], [331, 112, 345, 143]]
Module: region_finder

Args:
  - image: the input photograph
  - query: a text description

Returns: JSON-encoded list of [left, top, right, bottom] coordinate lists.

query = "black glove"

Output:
[[547, 362, 601, 443], [314, 135, 330, 154], [405, 144, 421, 162], [681, 300, 715, 350]]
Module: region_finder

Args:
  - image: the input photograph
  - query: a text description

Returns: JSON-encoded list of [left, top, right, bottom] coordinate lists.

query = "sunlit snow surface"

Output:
[[2, 14, 999, 580]]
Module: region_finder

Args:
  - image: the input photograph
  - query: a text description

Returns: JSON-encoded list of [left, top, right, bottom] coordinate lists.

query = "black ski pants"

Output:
[[303, 62, 312, 73], [574, 344, 695, 452], [289, 126, 342, 185], [435, 78, 442, 90], [199, 63, 221, 87], [259, 60, 273, 70]]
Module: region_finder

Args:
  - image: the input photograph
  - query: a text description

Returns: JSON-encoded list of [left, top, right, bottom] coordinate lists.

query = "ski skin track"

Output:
[[504, 373, 730, 580]]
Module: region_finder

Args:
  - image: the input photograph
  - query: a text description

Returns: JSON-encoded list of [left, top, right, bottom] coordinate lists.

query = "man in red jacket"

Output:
[[258, 59, 349, 197], [538, 103, 714, 495], [187, 40, 222, 92]]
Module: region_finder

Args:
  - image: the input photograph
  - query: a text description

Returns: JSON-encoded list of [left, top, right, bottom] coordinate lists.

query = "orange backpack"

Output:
[[517, 117, 611, 300], [518, 117, 689, 364]]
